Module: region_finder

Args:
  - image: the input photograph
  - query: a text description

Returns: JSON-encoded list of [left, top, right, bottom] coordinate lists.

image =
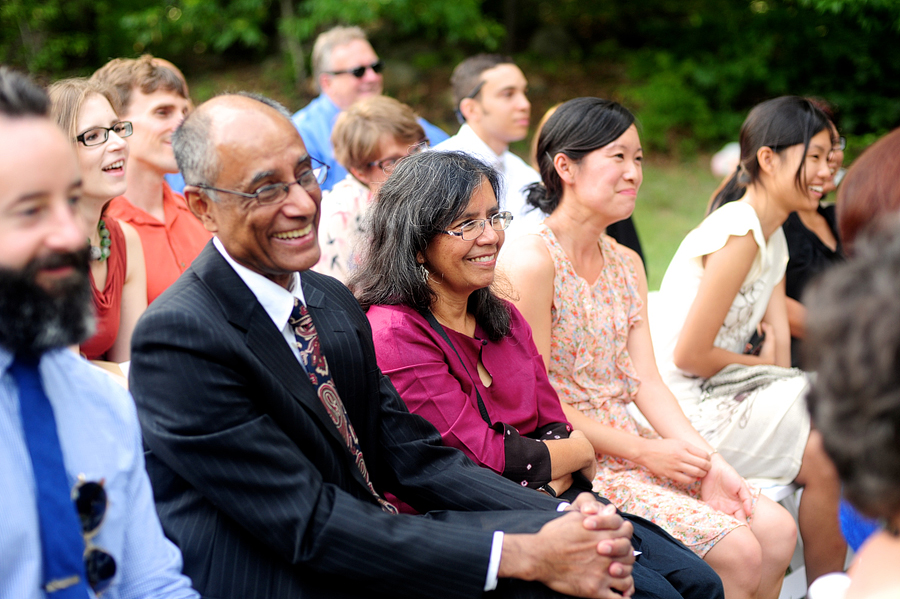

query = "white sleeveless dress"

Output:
[[651, 201, 810, 484]]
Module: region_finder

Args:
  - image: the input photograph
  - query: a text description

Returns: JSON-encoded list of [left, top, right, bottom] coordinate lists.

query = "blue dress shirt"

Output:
[[291, 94, 449, 191], [0, 347, 198, 599]]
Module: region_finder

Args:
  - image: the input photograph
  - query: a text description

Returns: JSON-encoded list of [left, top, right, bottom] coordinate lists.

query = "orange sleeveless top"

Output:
[[80, 218, 127, 360]]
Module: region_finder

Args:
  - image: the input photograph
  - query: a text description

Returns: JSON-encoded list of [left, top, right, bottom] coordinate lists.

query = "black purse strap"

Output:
[[419, 309, 493, 427]]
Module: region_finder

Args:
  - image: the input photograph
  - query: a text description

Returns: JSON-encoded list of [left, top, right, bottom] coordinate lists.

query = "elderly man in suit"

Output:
[[128, 92, 722, 599]]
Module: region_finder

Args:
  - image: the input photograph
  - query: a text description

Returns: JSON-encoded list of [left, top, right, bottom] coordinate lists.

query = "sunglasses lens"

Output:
[[371, 61, 384, 74], [75, 481, 107, 533], [350, 66, 367, 78], [86, 547, 117, 594]]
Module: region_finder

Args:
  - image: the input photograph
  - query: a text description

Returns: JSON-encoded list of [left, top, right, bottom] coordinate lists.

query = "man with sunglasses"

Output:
[[128, 92, 641, 599], [291, 25, 448, 191], [0, 67, 197, 599], [93, 55, 211, 304]]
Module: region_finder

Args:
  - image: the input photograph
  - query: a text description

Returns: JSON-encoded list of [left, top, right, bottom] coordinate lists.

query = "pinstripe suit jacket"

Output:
[[129, 242, 566, 599]]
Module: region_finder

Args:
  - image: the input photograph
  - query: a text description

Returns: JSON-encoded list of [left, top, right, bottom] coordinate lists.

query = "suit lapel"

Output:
[[192, 245, 349, 454]]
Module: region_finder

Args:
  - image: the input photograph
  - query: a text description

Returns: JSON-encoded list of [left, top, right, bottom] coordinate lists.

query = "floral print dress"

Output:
[[537, 224, 755, 557]]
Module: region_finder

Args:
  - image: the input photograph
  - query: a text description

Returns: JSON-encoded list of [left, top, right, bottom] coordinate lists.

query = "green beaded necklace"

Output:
[[89, 219, 111, 262]]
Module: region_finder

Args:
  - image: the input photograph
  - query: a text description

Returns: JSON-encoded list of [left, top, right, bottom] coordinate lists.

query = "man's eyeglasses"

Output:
[[75, 122, 133, 147], [367, 140, 429, 175], [443, 212, 514, 241], [73, 477, 116, 595], [194, 158, 329, 206], [326, 60, 384, 78]]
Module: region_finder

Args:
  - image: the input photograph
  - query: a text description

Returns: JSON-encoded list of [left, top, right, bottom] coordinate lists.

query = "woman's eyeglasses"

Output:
[[368, 140, 429, 175], [73, 477, 117, 594], [443, 212, 514, 241], [326, 60, 384, 78], [75, 122, 133, 147]]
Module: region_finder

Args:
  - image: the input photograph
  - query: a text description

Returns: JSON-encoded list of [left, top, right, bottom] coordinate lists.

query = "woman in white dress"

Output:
[[652, 96, 846, 585]]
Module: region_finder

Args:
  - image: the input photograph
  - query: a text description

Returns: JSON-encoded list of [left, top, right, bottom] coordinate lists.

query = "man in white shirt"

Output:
[[433, 54, 542, 241]]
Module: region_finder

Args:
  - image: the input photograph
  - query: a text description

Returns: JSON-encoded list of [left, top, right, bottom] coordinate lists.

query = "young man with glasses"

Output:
[[0, 66, 197, 599], [93, 55, 211, 304], [291, 25, 448, 191]]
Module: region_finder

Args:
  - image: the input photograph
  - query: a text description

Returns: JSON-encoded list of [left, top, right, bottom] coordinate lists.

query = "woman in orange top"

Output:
[[49, 78, 147, 362]]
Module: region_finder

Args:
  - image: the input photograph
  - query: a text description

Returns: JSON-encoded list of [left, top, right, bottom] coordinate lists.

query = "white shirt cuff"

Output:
[[484, 531, 504, 591], [484, 502, 568, 592]]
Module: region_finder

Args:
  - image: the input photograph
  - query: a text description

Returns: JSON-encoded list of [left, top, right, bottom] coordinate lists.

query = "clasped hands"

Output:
[[500, 493, 635, 598]]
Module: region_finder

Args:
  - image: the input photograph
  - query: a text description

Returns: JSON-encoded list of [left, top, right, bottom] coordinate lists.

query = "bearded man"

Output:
[[0, 66, 196, 599]]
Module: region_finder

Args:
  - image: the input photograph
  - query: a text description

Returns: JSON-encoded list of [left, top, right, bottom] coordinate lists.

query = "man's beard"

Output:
[[0, 247, 95, 354]]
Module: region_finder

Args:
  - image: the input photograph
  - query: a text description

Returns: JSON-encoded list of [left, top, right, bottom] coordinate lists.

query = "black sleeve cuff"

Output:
[[498, 422, 571, 489]]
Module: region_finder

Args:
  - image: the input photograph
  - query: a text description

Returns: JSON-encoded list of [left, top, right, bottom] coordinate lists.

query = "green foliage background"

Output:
[[2, 0, 898, 154]]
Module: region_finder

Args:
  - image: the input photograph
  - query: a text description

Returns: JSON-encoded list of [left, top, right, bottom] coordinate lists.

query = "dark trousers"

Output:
[[629, 513, 724, 599]]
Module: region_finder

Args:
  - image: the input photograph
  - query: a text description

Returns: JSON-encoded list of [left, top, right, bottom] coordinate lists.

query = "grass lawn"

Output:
[[633, 157, 721, 290]]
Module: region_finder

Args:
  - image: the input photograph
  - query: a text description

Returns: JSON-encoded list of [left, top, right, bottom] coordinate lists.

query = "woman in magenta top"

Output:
[[350, 150, 729, 599], [366, 303, 574, 488], [352, 151, 594, 495]]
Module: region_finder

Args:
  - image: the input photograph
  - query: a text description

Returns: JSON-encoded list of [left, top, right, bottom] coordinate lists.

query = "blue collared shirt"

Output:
[[0, 347, 198, 599], [291, 94, 449, 191]]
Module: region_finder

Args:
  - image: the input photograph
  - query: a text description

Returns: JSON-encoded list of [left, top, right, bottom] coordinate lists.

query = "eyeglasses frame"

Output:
[[325, 60, 384, 78], [72, 476, 116, 595], [442, 211, 514, 241], [367, 139, 430, 175], [192, 157, 329, 206], [74, 121, 133, 147]]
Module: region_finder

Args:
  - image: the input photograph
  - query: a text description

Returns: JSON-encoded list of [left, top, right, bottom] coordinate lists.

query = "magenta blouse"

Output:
[[367, 302, 571, 488]]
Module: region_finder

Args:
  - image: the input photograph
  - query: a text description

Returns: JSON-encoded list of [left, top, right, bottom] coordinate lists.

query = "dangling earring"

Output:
[[418, 263, 429, 283]]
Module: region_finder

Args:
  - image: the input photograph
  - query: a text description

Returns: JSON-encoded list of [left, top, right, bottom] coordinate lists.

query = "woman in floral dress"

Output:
[[501, 97, 795, 599]]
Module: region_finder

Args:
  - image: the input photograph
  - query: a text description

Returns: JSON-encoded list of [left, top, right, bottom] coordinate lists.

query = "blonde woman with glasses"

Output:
[[312, 95, 428, 283], [49, 78, 147, 364]]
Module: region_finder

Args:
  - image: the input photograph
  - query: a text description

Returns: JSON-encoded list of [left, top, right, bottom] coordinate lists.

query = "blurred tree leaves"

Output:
[[2, 0, 896, 151], [1, 0, 501, 86]]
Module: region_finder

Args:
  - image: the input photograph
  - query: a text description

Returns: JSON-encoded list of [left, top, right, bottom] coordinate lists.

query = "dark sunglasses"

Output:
[[326, 60, 384, 78], [73, 478, 117, 595]]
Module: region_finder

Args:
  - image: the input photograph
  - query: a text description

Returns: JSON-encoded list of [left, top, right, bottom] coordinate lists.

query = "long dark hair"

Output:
[[527, 97, 636, 215], [349, 150, 512, 341], [708, 96, 830, 214]]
